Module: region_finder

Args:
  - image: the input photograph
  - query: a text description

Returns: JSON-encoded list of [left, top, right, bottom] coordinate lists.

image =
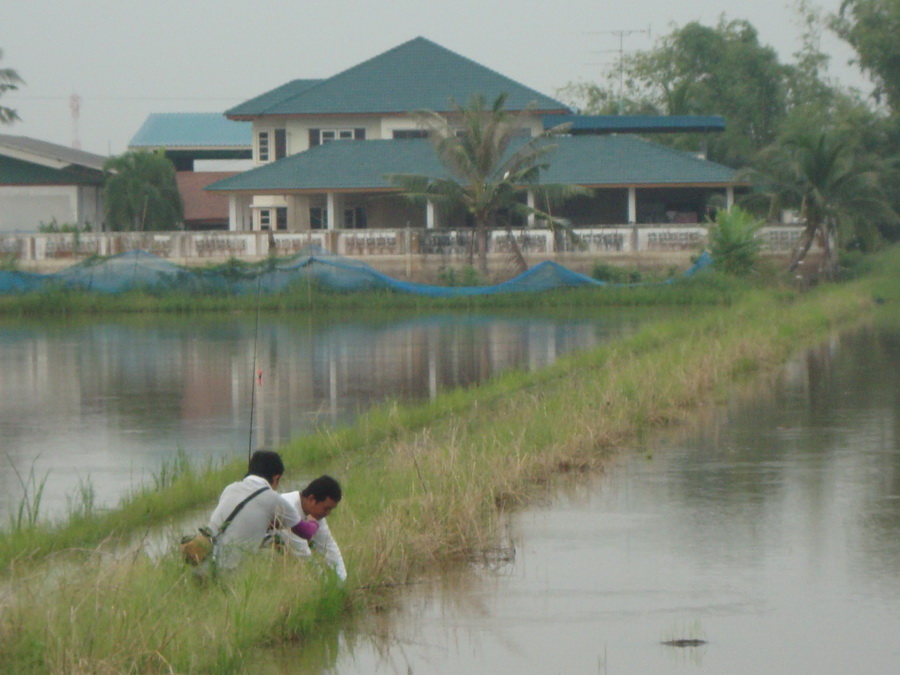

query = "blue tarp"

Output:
[[0, 246, 713, 296]]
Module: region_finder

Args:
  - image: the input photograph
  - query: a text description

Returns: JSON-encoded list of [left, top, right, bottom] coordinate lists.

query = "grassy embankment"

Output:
[[0, 248, 896, 673]]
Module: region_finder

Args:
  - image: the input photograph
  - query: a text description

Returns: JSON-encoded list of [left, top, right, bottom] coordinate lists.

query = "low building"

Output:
[[0, 134, 105, 233]]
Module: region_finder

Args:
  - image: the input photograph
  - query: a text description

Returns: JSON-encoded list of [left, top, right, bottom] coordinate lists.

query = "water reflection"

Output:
[[312, 325, 900, 674], [0, 310, 644, 521]]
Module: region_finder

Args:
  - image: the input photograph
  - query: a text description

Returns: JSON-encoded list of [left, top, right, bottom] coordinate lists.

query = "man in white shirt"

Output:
[[208, 450, 319, 570], [282, 475, 347, 581]]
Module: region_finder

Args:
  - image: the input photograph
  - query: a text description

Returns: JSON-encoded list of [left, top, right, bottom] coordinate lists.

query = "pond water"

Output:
[[304, 322, 900, 674], [0, 309, 650, 522]]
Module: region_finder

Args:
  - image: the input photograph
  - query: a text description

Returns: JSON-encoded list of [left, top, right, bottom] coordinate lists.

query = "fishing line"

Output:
[[247, 273, 263, 461]]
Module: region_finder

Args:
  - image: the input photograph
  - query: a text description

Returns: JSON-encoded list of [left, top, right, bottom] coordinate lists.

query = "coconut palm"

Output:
[[749, 130, 897, 278], [389, 93, 580, 274], [0, 50, 24, 125]]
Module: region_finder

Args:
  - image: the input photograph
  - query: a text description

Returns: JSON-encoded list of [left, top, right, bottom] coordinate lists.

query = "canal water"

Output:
[[297, 323, 900, 674], [0, 309, 649, 522]]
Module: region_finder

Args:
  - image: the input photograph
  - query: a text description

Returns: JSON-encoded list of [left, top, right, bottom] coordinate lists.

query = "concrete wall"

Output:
[[0, 184, 103, 233], [1, 225, 813, 279]]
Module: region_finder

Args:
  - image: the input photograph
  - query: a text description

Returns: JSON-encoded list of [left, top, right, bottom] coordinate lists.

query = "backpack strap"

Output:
[[217, 486, 269, 538]]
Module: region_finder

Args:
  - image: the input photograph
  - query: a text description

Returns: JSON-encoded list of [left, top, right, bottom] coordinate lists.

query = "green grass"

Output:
[[0, 247, 896, 673]]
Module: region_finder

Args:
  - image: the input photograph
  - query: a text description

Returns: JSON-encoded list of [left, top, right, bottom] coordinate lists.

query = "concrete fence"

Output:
[[0, 224, 810, 273]]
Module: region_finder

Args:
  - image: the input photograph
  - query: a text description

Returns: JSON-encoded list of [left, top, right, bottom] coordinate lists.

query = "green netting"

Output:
[[0, 246, 712, 296]]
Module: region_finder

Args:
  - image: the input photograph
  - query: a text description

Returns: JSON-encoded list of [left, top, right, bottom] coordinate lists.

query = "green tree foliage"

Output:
[[560, 19, 791, 167], [389, 93, 579, 274], [707, 206, 763, 276], [831, 0, 900, 113], [748, 129, 898, 276], [103, 150, 183, 231], [0, 49, 23, 125]]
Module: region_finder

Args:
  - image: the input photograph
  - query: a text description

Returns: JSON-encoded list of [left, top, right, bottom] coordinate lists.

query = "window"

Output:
[[393, 129, 428, 139], [274, 129, 287, 160], [276, 207, 287, 230], [259, 209, 271, 231], [344, 207, 368, 229], [310, 207, 327, 230], [308, 128, 365, 147], [258, 132, 269, 162]]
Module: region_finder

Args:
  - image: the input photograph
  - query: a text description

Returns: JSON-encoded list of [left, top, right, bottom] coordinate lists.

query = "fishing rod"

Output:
[[247, 273, 263, 461]]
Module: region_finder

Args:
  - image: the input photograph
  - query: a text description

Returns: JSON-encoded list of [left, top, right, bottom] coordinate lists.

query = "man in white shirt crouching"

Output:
[[282, 475, 347, 581]]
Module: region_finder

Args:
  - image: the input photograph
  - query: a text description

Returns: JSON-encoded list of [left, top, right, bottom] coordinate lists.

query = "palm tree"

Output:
[[749, 130, 897, 278], [389, 93, 579, 275], [0, 49, 24, 125]]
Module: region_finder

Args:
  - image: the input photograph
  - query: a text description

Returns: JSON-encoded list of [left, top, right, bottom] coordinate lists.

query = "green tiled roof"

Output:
[[543, 136, 737, 186], [207, 135, 738, 193], [226, 80, 323, 118], [225, 37, 570, 118], [129, 113, 251, 149]]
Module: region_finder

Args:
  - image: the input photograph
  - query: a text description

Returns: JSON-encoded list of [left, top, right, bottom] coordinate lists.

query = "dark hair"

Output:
[[301, 475, 342, 503], [246, 450, 284, 483]]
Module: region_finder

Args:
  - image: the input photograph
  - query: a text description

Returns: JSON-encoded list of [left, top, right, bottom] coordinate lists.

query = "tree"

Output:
[[749, 129, 897, 277], [707, 206, 764, 276], [0, 49, 23, 125], [831, 0, 900, 114], [389, 93, 578, 274], [103, 150, 183, 231], [560, 19, 791, 167]]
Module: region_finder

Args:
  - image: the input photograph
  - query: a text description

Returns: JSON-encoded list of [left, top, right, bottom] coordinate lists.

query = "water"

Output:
[[312, 324, 900, 674], [0, 310, 648, 521]]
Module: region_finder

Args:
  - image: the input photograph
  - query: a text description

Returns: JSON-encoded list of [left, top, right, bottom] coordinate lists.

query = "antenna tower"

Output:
[[70, 94, 81, 150], [591, 26, 651, 115]]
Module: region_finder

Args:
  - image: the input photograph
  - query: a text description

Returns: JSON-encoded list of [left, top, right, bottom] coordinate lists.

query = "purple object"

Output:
[[291, 519, 319, 540]]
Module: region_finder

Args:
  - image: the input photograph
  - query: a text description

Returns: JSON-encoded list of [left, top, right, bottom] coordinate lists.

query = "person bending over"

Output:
[[208, 450, 319, 569], [282, 475, 346, 581]]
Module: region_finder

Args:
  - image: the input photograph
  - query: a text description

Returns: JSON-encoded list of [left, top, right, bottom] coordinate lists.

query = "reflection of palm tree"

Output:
[[389, 93, 578, 274], [749, 131, 897, 278]]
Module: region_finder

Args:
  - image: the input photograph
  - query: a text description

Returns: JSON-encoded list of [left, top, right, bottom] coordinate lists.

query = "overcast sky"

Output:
[[3, 0, 872, 156]]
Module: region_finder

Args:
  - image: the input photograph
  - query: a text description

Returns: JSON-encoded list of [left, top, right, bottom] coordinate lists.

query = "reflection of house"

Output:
[[129, 113, 251, 230], [207, 37, 741, 234], [0, 134, 105, 233]]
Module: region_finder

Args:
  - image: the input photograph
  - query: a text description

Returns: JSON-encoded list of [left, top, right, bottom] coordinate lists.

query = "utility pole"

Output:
[[590, 26, 651, 115]]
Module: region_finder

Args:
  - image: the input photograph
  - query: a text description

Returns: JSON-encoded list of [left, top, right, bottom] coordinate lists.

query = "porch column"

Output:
[[726, 186, 735, 210], [527, 190, 535, 226], [426, 200, 436, 229], [228, 195, 243, 232], [326, 192, 336, 231], [628, 187, 637, 224]]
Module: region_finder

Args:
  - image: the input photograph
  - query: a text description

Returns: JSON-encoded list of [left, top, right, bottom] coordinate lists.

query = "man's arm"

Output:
[[312, 519, 347, 581]]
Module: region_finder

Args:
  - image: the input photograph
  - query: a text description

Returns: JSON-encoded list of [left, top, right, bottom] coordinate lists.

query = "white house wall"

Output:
[[0, 185, 100, 233]]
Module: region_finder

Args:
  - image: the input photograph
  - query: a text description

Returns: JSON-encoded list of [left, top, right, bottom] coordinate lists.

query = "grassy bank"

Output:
[[0, 269, 751, 317], [0, 248, 896, 673]]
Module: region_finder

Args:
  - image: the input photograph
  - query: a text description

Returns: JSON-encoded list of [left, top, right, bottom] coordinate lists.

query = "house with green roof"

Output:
[[207, 37, 741, 241]]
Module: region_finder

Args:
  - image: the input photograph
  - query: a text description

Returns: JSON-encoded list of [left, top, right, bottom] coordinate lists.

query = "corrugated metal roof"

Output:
[[129, 113, 252, 149], [226, 37, 571, 118], [544, 114, 726, 134], [207, 135, 737, 193], [0, 134, 106, 171]]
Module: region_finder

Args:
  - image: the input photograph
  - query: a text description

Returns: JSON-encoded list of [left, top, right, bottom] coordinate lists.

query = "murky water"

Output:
[[308, 324, 900, 674], [0, 310, 649, 521]]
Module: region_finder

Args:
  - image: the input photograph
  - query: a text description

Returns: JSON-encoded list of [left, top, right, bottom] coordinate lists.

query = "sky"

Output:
[[2, 0, 873, 157]]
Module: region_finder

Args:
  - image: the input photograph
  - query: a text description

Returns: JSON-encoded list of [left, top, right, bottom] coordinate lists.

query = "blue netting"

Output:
[[0, 246, 712, 296]]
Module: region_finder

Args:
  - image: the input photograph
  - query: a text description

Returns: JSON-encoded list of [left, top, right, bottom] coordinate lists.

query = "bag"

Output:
[[179, 486, 269, 566], [180, 526, 214, 565]]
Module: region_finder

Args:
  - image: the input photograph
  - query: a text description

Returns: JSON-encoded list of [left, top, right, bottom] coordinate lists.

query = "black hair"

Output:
[[246, 450, 284, 484], [301, 474, 342, 503]]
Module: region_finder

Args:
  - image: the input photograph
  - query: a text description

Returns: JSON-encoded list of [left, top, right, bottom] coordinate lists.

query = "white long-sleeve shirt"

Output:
[[209, 475, 302, 569], [281, 490, 347, 581]]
